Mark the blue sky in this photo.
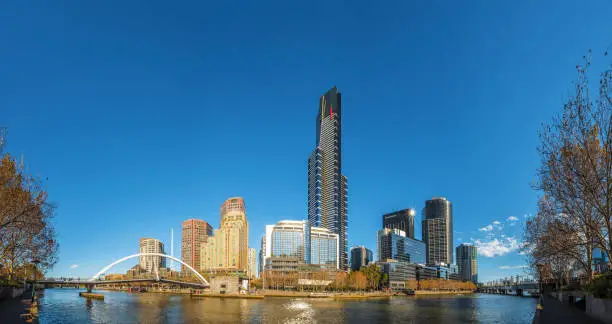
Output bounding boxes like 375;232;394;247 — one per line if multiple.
1;1;611;282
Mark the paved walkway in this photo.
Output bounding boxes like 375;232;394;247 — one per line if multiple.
533;295;605;324
0;290;35;324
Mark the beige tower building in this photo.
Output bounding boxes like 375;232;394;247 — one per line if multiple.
201;197;249;272
139;238;166;273
248;248;257;278
181;219;213;272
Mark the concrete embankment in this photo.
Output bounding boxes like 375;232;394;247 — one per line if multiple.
191;293;264;299
333;294;392;300
414;290;474;296
190;291;393;300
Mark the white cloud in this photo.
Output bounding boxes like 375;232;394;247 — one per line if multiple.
519;242;534;255
479;225;494;232
492;220;501;225
499;265;528;269
472;237;521;257
70;264;79;269
507;216;519;222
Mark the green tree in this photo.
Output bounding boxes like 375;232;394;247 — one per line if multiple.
361;264;382;290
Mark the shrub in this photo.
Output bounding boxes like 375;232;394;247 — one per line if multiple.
587;273;612;299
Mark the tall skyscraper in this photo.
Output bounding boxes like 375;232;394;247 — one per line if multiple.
181;219;213;272
376;228;426;264
258;235;266;277
350;246;373;271
422;197;453;265
200;197;250;272
307;86;348;270
456;244;478;283
138;238;166;273
383;208;416;239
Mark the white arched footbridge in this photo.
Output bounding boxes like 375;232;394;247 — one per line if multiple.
90;252;209;286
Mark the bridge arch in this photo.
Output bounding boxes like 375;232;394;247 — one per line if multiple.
90;253;208;286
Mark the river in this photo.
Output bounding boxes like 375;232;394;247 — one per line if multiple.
38;288;536;323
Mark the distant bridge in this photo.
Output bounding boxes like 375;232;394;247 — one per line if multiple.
42;252;209;293
478;282;539;296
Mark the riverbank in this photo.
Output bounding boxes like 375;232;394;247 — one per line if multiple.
96;288;473;299
414;290;475;296
191;293;264;299
97;287;191;295
0;289;41;324
262;291;393;299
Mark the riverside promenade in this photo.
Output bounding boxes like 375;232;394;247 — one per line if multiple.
0;289;37;324
533;295;605;324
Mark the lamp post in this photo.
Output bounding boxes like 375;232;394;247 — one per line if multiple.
537;263;544;313
31;259;40;303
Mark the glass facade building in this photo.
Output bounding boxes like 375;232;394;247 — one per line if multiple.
350;246;373;271
378;260;418;289
262;220;339;269
593;248;609;273
382;208;416;239
422;197;453;265
307;86;348;270
456;244;478;283
377;228;426;264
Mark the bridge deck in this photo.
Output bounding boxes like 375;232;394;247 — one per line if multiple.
39;278;208;288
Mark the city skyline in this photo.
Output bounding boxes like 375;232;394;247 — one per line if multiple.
3;1;610;283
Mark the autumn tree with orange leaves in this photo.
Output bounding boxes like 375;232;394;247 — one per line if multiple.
0;149;58;281
528;49;612;280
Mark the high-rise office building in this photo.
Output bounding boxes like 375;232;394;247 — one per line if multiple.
138;238;166;273
456;244;478;283
376;228;426;264
260;220;339;269
422;197;453;265
307;86;348;270
258;235;266;277
181;219;213;272
248;248;257;278
382;208;416;239
200;197;250;272
350;246;373;271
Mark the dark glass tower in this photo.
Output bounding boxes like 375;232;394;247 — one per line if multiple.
350;246;373;271
382;208;416;239
456;243;478;283
308;86;348;270
422;197;453;265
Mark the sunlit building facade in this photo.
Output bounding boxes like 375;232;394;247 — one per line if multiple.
181;219;213;272
248;247;257;278
376;228;426;264
422;197;453;265
200;197;250;272
138;238;166;273
383;208;416;239
456;244;478;283
261;220;339;269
